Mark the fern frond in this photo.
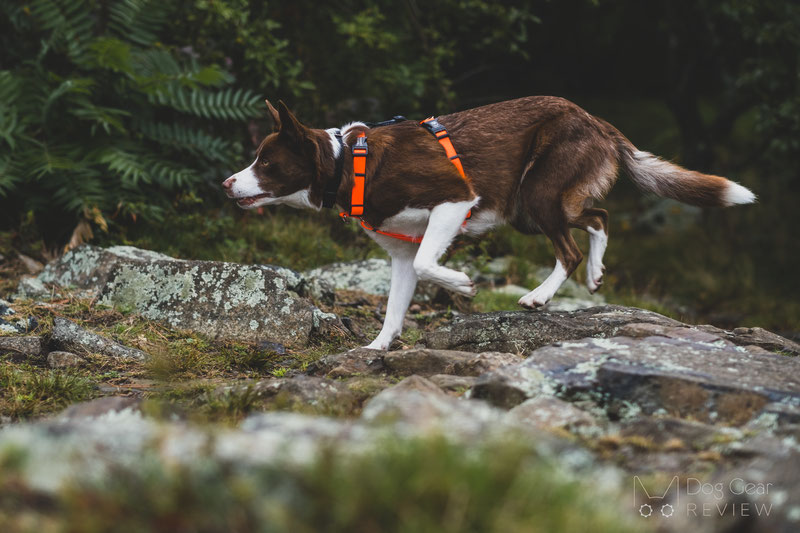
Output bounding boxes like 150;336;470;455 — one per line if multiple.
151;86;262;120
109;0;170;46
137;121;234;162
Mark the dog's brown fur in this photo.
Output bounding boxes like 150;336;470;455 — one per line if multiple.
250;96;739;283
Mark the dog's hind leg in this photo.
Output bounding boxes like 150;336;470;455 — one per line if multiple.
570;208;609;293
518;222;583;308
365;237;419;350
413;200;477;296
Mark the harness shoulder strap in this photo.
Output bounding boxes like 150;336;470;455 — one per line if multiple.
350;132;367;216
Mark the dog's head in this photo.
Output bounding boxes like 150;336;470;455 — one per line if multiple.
223;101;324;210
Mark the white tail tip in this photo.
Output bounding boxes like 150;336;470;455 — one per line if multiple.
724;181;756;206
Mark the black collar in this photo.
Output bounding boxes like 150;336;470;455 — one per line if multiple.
322;130;345;209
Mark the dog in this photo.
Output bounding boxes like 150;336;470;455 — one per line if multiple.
223;97;756;350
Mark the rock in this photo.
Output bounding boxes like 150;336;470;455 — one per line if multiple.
507;397;596;431
361;375;499;437
0;336;43;359
0;300;39;335
473;335;800;422
471;365;552;409
422;305;681;353
14;276;52;300
17;252;44;274
51;317;148;361
306;348;387;378
251;376;359;416
304;258;393;296
47;351;84;368
429;374;477;392
27;245;342;346
383;349;472;376
302;258;439;300
59;397;141;419
698;324;800;356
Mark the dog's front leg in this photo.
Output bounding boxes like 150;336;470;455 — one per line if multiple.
413;200;477;296
366;242;418;350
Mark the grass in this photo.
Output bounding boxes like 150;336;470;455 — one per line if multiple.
0;364;95;420
0;435;648;533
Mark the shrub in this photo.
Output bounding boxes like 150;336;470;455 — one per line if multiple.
0;0;261;244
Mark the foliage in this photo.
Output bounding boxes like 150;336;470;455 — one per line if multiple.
0;0;262;243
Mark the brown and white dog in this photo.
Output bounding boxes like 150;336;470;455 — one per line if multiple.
222;97;756;350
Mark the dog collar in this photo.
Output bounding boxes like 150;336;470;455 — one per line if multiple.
322;130;345;209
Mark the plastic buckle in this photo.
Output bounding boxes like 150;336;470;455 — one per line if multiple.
420;117;446;135
352;135;368;155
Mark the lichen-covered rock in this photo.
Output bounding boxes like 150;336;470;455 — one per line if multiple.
422;305;682;353
0;336;43;359
304;258;393;296
51;317;147;361
26;245;342;346
251;376;359;416
507;397;596;431
473;334;800;423
0;299;39;335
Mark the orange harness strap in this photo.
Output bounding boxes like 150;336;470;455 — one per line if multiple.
340;119;471;244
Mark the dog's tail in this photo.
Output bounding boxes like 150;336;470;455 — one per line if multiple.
617;139;755;207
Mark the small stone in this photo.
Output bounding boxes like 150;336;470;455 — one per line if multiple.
257;341;286;355
51;317;148;361
0;336;43;358
17;253;44;274
47;351;84;368
429;374;476;392
306;348;387;378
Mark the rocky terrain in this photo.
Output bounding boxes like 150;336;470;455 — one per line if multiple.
1;245;799;531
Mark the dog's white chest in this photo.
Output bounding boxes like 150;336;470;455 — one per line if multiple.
376;207;431;236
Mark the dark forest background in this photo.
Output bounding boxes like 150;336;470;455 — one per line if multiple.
1;0;798;334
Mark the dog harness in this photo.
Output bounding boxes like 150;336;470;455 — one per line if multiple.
333;117;472;244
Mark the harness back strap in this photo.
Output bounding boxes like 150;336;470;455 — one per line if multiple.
419;117;467;180
341;119;472;244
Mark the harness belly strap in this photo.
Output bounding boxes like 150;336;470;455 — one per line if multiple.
339;118;472;244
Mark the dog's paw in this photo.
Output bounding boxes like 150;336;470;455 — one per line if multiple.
518;291;549;309
364;340;389;350
440;270;476;297
586;262;605;294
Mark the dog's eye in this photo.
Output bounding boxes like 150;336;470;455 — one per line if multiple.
259;159;269;167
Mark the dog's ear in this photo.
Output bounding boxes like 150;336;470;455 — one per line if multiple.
277;100;322;184
277;100;311;145
265;99;281;132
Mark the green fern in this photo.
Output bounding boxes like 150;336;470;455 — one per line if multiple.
0;0;260;243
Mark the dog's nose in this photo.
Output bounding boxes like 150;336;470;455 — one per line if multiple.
222;177;236;191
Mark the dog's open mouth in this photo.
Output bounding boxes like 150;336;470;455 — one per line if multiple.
236;193;271;206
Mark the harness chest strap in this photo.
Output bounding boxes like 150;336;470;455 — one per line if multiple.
340;119;471;243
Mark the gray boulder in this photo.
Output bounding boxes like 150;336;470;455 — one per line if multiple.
25;245;342;347
472;334;800;424
423;305;682;353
